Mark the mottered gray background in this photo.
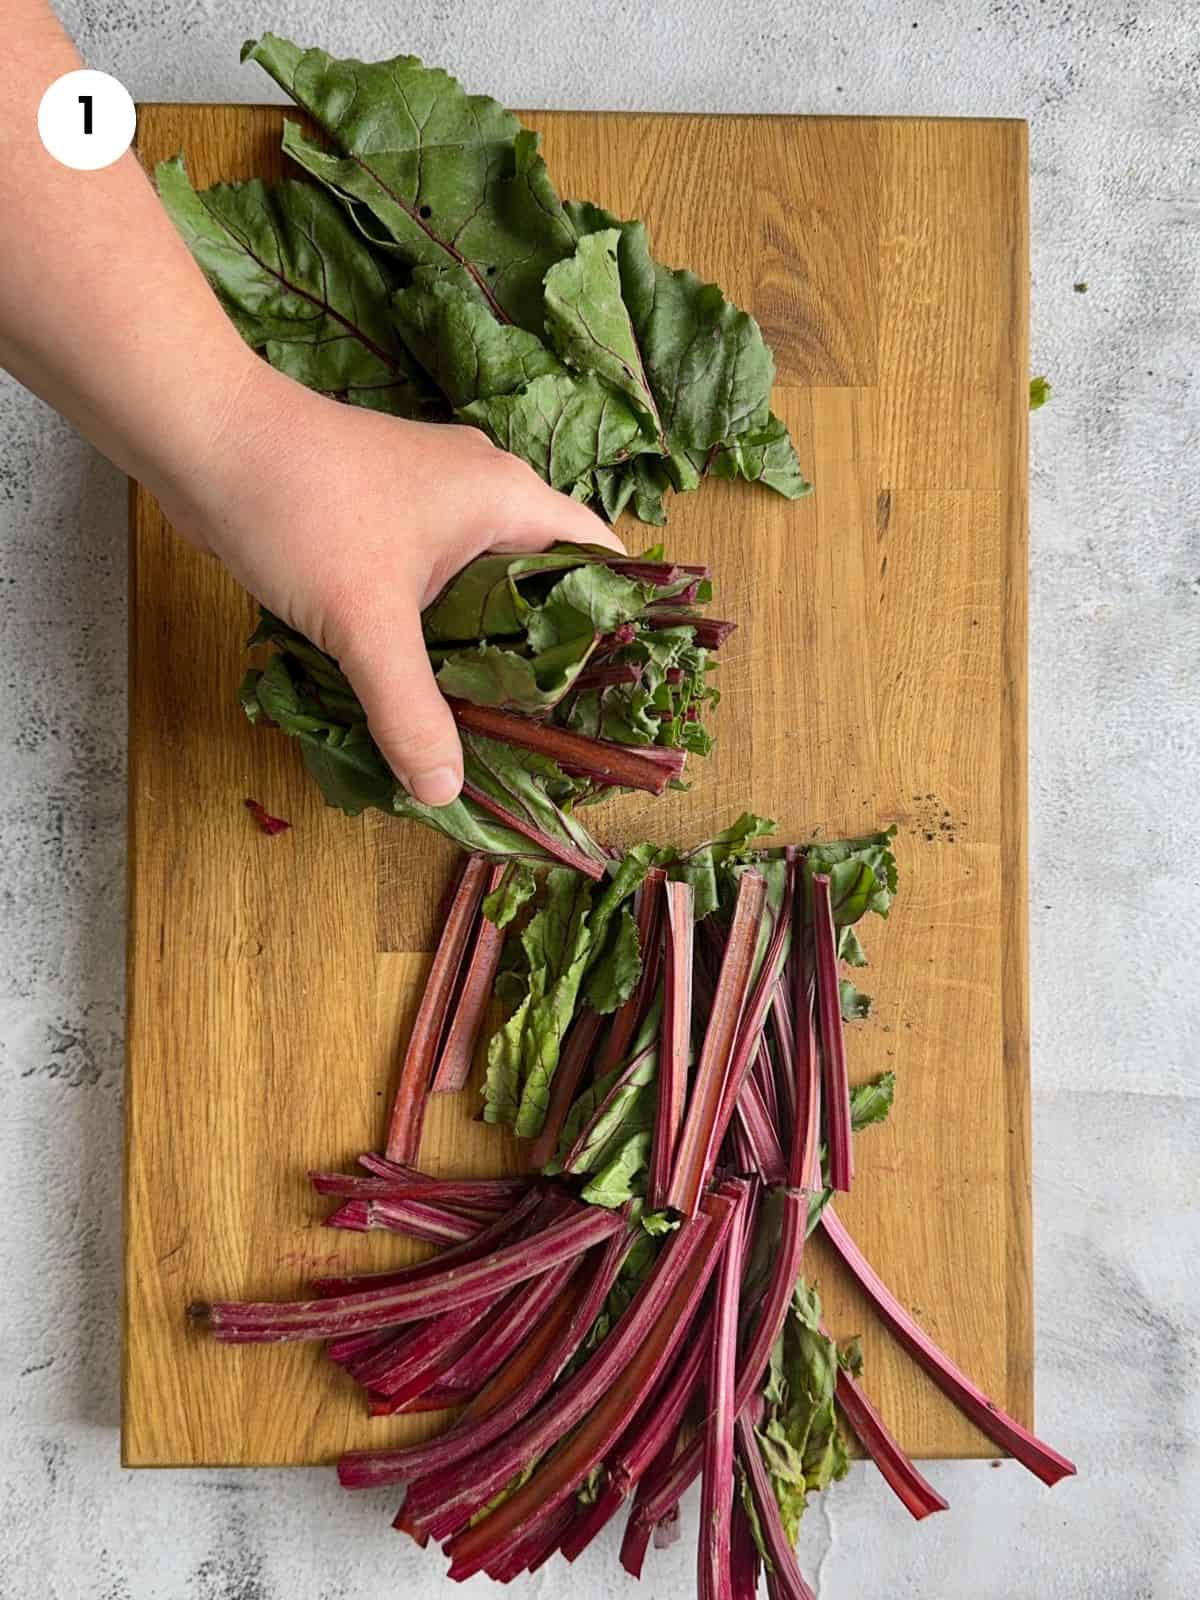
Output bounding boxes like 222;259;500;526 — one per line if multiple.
1;2;1197;1596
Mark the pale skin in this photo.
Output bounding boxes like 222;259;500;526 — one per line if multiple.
0;2;623;806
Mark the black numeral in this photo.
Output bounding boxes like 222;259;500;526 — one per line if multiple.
78;94;93;135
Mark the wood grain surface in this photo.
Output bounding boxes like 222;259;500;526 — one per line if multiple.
124;104;1030;1466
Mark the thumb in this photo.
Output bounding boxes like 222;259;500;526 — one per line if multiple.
336;610;463;808
489;460;627;556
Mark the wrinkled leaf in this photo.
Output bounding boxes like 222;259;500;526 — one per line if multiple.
156;156;439;417
849;1071;895;1133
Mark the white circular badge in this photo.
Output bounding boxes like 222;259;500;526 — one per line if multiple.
37;69;136;171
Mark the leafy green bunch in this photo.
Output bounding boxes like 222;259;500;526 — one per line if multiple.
157;33;809;525
239;543;729;864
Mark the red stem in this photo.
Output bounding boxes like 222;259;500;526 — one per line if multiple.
788;870;822;1189
431;862;507;1092
811;873;853;1192
460;779;606;878
324;1196;483;1245
832;1359;949;1520
442;1194;736;1577
528;1008;605;1169
820;1207;1077;1486
203;1205;624;1343
645;612;737;648
699;1181;749;1600
592;868;667;1080
710;853;795;1175
736;1409;818;1600
630;1185;808;1529
437;1257;577;1392
384;854;490;1163
342;1226;629;1492
449;698;679;795
312;1185;542;1296
732;1069;788;1182
730;1497;761;1600
648;879;694;1209
406;1209;719;1539
667;872;767;1217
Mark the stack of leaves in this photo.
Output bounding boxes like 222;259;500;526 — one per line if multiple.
193;820;1074;1596
239;543;733;866
157;33;810;527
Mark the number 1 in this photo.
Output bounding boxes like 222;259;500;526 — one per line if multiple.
78;94;93;135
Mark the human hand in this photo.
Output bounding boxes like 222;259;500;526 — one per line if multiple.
158;359;625;807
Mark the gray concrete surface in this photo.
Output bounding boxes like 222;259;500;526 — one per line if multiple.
2;2;1197;1596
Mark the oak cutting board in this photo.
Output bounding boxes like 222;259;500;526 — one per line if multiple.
124;104;1030;1467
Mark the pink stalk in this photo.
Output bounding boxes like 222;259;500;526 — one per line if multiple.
832;1360;949;1520
487;1498;575;1581
710;854;795;1174
820;1207;1076;1486
788;874;822;1189
648;879;694;1209
630;1186;808;1530
646;612;737;648
200;1205;625;1343
341;1225;631;1491
733;1070;788;1183
736;1410;818;1600
406;1209;720;1540
811;873;853;1192
459;780;605;878
667;872;767;1216
449;698;680;795
528;1009;605;1170
619;1483;656;1577
441;1194;737;1577
431;862;507;1092
354;1156;528;1208
560;1309;712;1562
572;661;644;692
312;1185;542;1296
730;1498;761;1600
437;1258;577;1391
326;1327;394;1367
592;868;667;1080
699;1181;749;1600
384;854;490;1163
324;1196;482;1246
753;1035;781;1128
353;1297;496;1408
368;1382;471;1416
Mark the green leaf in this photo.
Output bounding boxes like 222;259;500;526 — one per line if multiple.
461;371;652;491
242;34;577;332
709;411;811;499
837;925;868;967
543;229;664;445
581;1129;652;1207
585;904;642;1014
391;269;564;408
838;1336;864;1379
849;1071;895;1133
615;220;775;450
758;1278;852;1541
839;979;872;1021
676;813;778;920
804;828;898;925
156;155;439;417
482;862;538;929
1029;375;1052;410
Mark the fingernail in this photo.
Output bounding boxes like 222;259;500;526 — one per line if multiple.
407;766;462;807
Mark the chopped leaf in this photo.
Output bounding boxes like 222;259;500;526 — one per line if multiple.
1030;375;1052;410
840;979;872;1021
849;1071;896;1133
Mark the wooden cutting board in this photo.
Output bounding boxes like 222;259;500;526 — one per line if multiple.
123;104;1030;1467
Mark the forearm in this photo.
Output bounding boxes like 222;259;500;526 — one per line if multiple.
0;0;262;509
